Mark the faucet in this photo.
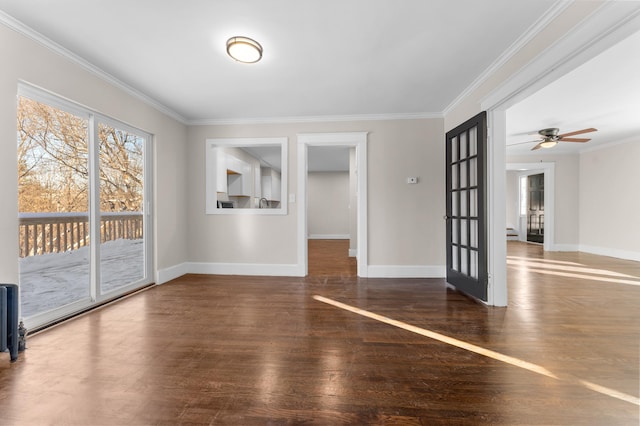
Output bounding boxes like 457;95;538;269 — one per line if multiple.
259;198;269;208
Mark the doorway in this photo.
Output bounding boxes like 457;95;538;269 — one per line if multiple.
526;173;544;244
306;146;355;275
484;4;640;306
297;132;368;277
505;163;555;252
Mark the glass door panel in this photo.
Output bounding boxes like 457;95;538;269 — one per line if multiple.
98;123;146;295
17;97;91;319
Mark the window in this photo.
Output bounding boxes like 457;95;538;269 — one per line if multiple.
519;175;527;216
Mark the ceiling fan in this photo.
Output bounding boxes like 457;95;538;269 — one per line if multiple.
513;127;598;150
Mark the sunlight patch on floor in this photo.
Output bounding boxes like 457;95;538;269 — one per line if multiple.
507;256;581;266
313;295;640;407
507;258;637;279
510;265;640;286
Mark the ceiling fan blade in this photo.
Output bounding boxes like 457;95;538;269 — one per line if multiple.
558;127;597;138
559;137;590;143
531;143;544;151
507;139;542;147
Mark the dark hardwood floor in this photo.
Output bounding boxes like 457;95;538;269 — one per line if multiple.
308;239;356;277
0;240;638;424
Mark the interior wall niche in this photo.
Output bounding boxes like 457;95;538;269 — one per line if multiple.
205;137;288;215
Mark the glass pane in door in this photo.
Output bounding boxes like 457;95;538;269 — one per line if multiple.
17;97;91;318
98;123;145;294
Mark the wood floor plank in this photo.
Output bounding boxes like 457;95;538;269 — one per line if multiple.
0;241;638;424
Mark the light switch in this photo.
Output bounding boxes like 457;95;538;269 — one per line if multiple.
289;194;296;203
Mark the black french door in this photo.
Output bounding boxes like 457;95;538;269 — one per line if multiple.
527;173;544;243
445;111;488;301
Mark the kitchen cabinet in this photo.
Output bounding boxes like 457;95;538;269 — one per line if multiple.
214;148;227;193
261;168;281;202
227;155;251;197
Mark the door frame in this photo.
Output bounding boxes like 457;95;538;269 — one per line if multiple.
297;132;368;277
507;163;555;252
481;3;640;306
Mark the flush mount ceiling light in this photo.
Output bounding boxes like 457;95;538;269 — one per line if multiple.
226;36;263;63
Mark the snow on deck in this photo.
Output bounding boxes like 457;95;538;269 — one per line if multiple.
19;238;144;317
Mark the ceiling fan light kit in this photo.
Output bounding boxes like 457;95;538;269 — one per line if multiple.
539;140;558;148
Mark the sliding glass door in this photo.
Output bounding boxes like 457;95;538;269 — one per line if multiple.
97;121;147;296
17;86;153;329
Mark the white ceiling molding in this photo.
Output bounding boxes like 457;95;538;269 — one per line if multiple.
443;0;573;116
189;111;443;126
481;1;640;112
0;10;188;124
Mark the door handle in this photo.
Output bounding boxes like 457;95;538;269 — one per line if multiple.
443;215;450;220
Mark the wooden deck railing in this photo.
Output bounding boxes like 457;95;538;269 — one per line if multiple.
19;212;143;258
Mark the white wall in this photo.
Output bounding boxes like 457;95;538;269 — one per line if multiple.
579;140;640;260
308;172;349;238
0;23;188;285
186;118;445;273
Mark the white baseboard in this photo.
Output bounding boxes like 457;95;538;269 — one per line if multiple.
308;234;349;240
348;249;357;257
159;262;449;281
551;244;579;252
579;245;640;262
156;262;189;284
187;262;303;277
367;265;446;278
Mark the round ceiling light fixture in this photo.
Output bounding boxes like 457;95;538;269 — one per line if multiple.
539;139;558;148
226;36;263;63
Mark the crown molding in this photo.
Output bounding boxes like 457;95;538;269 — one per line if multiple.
0;10;188;124
189;111;442;126
443;0;573;116
481;1;640;112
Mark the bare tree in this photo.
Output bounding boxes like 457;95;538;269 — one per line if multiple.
98;124;143;212
17;97;144;214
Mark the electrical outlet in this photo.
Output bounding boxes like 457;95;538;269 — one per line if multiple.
407;177;418;184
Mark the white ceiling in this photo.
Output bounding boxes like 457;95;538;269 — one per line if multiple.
506;29;640;156
3;1;637;161
0;0;556;123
